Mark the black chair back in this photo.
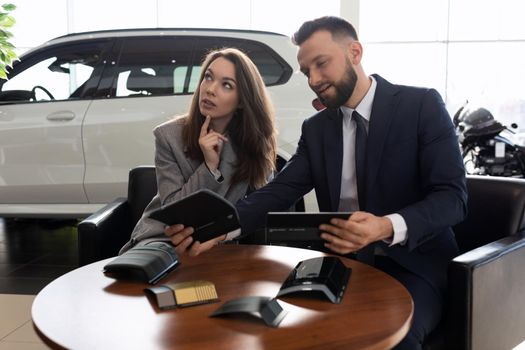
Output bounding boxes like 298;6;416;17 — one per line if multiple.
127;166;157;228
428;175;525;350
453;175;525;253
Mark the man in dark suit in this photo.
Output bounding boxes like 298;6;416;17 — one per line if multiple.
168;16;467;349
234;16;467;349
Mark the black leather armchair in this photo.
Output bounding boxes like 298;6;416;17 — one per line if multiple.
78;166;158;266
434;175;525;350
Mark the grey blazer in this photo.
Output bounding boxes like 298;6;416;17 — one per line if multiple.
120;117;248;253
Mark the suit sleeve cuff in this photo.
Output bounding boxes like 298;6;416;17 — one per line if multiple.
383;213;408;246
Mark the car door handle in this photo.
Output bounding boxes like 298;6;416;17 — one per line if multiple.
46;111;76;121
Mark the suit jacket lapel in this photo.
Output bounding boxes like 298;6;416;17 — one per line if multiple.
366;75;400;198
324;109;344;211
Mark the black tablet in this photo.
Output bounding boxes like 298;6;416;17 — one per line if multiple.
149;189;239;244
265;212;352;243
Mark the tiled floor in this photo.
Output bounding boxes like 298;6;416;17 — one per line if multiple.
0;294;48;349
0;218;78;295
0;217;79;349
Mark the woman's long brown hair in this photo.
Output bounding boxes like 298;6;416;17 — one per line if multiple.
182;48;277;189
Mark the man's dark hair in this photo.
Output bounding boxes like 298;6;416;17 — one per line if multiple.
292;16;359;45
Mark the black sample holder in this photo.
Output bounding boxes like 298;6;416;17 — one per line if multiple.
103;242;180;285
277;256;351;304
209;296;287;327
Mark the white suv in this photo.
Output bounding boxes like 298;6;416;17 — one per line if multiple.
0;29;316;217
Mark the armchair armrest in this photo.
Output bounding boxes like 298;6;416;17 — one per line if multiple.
78;198;132;266
446;234;525;350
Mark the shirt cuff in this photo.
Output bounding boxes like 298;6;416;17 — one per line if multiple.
224;228;241;241
383;213;408;246
207;166;224;182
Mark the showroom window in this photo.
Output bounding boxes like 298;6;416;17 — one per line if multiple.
359;0;525;131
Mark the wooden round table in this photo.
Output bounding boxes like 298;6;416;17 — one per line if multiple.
32;245;413;349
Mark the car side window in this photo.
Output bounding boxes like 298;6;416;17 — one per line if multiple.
115;37;192;97
113;35;292;97
187;66;202;93
188;37;292;93
0;41;108;103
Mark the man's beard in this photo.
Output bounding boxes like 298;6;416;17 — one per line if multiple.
318;61;358;109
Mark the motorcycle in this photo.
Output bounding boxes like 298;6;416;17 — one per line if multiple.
453;104;525;177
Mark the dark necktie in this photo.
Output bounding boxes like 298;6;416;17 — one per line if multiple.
352;110;374;265
353;110;367;210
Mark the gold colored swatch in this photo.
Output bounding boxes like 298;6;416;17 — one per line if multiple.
165;280;218;306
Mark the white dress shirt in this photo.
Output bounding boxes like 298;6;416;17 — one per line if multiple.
338;76;407;246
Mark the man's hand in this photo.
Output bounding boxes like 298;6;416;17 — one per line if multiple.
319;211;393;255
164;224;226;257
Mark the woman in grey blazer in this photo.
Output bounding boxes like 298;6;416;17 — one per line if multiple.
121;48;277;254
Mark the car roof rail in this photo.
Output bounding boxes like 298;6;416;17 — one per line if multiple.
54;28;289;41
